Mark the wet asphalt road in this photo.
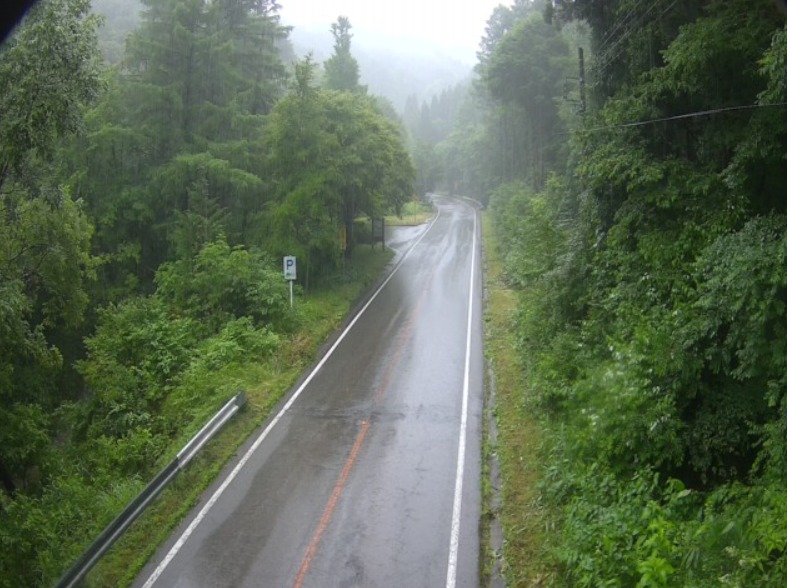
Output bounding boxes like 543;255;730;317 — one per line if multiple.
134;197;484;588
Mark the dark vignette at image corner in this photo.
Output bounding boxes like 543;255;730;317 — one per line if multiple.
2;0;37;43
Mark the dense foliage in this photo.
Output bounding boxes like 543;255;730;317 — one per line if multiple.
425;0;787;585
266;55;413;281
0;1;413;585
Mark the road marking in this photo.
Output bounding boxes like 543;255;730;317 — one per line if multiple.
141;210;441;587
295;244;439;584
445;206;478;588
292;419;371;588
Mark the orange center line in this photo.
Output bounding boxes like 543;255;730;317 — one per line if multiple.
291;419;371;588
292;263;439;587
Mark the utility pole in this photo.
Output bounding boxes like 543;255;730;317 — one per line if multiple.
578;47;586;114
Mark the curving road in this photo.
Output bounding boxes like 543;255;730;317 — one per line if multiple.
134;197;484;588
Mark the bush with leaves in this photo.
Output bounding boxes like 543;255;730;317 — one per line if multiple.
162;317;279;428
155;238;290;334
687;214;787;481
0;467;143;588
77;295;199;442
549;468;682;588
489;181;563;287
545;459;787;587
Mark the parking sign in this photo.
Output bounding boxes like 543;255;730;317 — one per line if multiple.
283;256;297;281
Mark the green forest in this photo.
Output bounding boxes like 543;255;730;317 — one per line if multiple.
409;0;787;585
0;0;413;584
3;0;787;586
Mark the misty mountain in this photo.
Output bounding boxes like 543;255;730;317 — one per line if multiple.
90;0;472;114
288;24;473;113
91;0;143;63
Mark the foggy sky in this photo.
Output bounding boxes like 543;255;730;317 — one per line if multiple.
278;0;511;65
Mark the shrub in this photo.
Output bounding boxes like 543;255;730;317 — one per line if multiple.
155;238;290;334
77;296;199;439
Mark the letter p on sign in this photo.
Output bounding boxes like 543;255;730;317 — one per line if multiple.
283;256;297;281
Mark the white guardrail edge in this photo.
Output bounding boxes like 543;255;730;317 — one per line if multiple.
54;391;247;588
177;393;245;465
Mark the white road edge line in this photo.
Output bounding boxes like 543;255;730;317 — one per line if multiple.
445;205;477;588
142;209;442;588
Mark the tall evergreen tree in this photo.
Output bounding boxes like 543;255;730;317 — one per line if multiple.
483;14;570;189
68;0;290;291
323;16;362;93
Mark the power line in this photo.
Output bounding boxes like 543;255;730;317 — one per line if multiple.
591;0;679;84
595;0;650;54
579;102;787;133
592;0;661;73
594;0;672;76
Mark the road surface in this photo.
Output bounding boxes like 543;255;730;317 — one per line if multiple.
134;197;484;588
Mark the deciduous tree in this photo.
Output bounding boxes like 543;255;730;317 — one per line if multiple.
0;0;101;493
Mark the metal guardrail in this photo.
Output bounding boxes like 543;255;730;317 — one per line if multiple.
55;391;247;588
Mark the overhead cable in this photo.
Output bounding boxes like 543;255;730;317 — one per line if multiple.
579;102;787;133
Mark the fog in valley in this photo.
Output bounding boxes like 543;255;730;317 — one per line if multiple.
92;0;496;111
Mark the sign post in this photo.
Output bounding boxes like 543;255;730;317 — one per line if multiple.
283;256;296;308
372;217;385;248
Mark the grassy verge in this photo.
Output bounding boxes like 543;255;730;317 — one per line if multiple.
86;244;394;587
385;200;433;226
481;212;554;586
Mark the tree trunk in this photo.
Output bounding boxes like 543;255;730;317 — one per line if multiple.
0;458;17;495
343;198;355;259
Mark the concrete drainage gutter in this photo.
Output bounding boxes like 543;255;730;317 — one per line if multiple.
486;359;508;588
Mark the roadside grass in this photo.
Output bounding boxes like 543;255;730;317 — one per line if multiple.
481;213;555;587
86;244;394;587
385;200;433;226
